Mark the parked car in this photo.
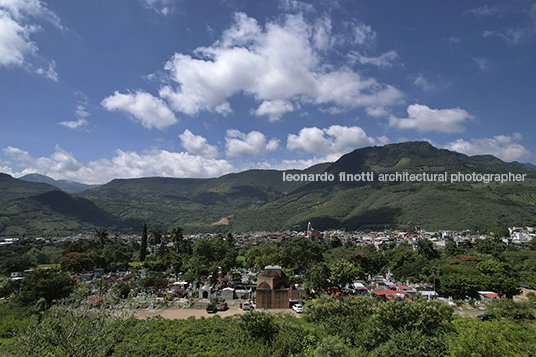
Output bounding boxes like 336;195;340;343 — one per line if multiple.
206;304;217;313
242;301;251;311
477;313;492;321
217;301;228;311
292;304;304;313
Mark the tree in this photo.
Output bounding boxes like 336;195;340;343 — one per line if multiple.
244;242;280;269
475;237;506;257
2;304;146;357
150;228;163;259
444;237;462;256
449;318;536;357
17;269;76;306
0;254;36;275
485;299;536;321
188;234;237;284
102;242;130;271
437;273;480;299
305;262;330;292
406;221;416;233
330;235;342;249
171;226;184;254
493;226;510;239
279;236;325;273
94;228;108;247
237;311;279;343
59;252;94;273
140;223;148;262
416;238;439;260
329;260;361;289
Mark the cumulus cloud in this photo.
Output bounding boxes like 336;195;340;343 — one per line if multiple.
366;106;390;118
0;0;61;79
444;134;531;162
225;130;279;157
287;125;377;156
3;146;32;163
0;12;37;66
388;104;473;133
157;12;403;120
255;154;341;171
253;100;295;122
3;145;235;185
101;91;178;130
179;129;218;159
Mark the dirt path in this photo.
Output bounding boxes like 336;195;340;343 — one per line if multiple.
134;306;299;320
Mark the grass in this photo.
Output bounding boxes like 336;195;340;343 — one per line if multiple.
129;262;143;267
37;264;59;269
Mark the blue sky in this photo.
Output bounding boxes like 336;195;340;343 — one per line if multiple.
1;0;535;184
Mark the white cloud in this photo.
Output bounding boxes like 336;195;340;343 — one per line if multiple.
412;74;436;91
35;59;57;81
348;50;399;67
140;0;180;15
464;5;501;17
388;104;473;133
179;129;218;159
352;22;376;45
58;118;88;130
0;0;62;28
287;125;376;156
3;146;32;163
473;4;536;45
158;12;403;120
3;145;235;185
0;0;61;79
366;106;390;118
253;100;295;122
445;134;531;162
278;0;315;13
376;135;391;145
225;130;279;157
58;92;91;130
471;57;490;71
101;91;178;130
0;12;37;66
255;154;341;171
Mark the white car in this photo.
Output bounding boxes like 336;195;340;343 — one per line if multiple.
292;304;304;313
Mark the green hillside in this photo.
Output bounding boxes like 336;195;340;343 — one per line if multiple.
0;173;59;205
0;190;120;237
1;142;535;236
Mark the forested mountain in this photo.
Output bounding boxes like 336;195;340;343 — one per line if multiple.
1;142;535;236
19;173;100;193
0;173;59;205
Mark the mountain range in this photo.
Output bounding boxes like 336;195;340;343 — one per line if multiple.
1;141;535;237
19;173;99;193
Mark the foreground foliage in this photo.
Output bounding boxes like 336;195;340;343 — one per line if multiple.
3;295;534;357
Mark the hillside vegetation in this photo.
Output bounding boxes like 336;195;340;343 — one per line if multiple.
1;142;535;236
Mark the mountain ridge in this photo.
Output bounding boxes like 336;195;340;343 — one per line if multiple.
20;173;100;193
1;141;536;236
